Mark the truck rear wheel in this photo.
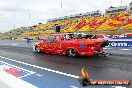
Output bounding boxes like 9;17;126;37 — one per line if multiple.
67;49;78;57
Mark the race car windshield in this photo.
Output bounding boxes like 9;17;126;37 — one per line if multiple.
75;34;97;39
62;33;97;40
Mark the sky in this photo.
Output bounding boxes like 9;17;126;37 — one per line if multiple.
0;0;131;33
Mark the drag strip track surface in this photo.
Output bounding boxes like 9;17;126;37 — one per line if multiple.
0;45;132;88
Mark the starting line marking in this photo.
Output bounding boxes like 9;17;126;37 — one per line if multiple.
0;56;127;88
0;56;80;79
0;61;35;78
0;69;38;88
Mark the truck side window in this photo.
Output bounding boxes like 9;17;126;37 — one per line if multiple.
55;36;60;42
91;35;97;39
61;35;66;41
61;34;74;40
45;36;54;42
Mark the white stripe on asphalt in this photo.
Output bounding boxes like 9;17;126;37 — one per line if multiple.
112;86;126;88
104;48;132;51
0;56;79;79
70;86;78;88
121;49;131;51
12;44;18;46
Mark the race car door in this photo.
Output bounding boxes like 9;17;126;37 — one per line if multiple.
50;35;63;54
41;35;55;53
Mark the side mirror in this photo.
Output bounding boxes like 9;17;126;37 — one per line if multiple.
38;37;46;40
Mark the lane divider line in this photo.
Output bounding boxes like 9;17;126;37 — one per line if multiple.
0;56;80;79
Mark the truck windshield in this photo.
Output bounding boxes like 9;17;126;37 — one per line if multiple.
61;33;97;40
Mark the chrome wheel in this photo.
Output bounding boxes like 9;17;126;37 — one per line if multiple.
35;47;40;53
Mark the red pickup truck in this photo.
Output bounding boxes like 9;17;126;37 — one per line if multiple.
33;33;109;57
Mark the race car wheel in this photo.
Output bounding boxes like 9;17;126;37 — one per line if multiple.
35;47;40;53
67;49;78;57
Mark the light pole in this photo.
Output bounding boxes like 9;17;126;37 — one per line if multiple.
12;14;15;29
61;0;62;9
121;0;122;6
27;9;31;26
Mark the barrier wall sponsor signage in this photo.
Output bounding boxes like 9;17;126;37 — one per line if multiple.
108;40;132;47
105;34;132;39
0;61;35;78
97;33;132;47
97;33;132;39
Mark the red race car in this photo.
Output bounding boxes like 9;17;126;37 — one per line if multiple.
33;33;109;57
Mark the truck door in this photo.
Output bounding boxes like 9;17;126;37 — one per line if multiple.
51;35;63;54
41;35;54;53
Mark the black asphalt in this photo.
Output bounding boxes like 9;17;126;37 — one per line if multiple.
0;45;132;88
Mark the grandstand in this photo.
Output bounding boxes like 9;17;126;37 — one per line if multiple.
1;27;28;40
2;2;132;40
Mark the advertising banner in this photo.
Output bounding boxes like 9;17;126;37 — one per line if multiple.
108;39;132;47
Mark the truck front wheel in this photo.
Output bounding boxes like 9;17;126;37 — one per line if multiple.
35;47;41;53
